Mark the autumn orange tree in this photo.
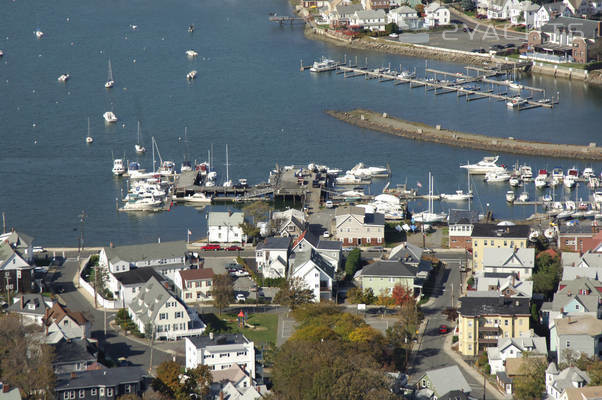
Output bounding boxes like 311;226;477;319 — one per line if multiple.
392;284;413;306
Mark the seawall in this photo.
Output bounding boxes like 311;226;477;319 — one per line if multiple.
327;109;602;160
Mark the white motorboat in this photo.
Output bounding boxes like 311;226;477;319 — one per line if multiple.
0;50;3;57
181;192;212;204
441;190;472;201
326;168;342;176
181;161;192;173
583;167;595;179
57;73;70;82
509;177;521;187
589;177;600;189
336;174;362;185
518;192;529;202
185;50;198;57
103;111;118;123
506;96;527;109
158;161;176;176
135;121;146;153
519;165;533;180
557;210;574;219
594;192;602;204
398;70;416;79
485;170;511;183
347;162;389;178
506;191;515;202
460;156;504;174
112;159;126;176
564;175;577;189
309;57;337;73
534;175;548;189
341;190;365;199
506;80;523;90
105;59;114;88
123;194;162;211
186;70;197;80
551;168;564;186
85;117;93;144
35;30;44;39
542;194;552;202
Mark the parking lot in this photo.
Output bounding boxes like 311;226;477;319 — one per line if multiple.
202;256;257;301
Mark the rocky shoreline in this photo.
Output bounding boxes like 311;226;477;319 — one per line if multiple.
327;109;602;161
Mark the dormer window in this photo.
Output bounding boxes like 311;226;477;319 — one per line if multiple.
28;303;36;310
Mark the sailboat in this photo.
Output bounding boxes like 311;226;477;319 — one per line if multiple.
223;144;232;187
181;128;192;172
105;59;114;88
135;121;146;153
441;170;472;201
413;172;447;223
85;117;94;144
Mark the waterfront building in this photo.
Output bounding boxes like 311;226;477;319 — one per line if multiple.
534;2;572;29
447;209;479;251
424;1;451;27
207;211;246;244
388;6;423;30
333;206;384;246
470;224;530;272
185;333;256;378
350;9;387;31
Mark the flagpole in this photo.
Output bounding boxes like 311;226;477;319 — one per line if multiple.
187;228;190;244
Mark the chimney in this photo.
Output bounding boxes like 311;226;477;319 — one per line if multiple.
209;332;214;340
70;372;77;380
20;295;24;309
2;384;10;393
219;391;224;400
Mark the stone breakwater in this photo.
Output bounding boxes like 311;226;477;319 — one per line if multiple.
327;109;602;160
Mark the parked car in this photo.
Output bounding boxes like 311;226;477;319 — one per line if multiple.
226;245;243;251
325;200;334;208
233;270;250;277
33;246;47;253
439;325;450;334
226;262;242;272
236;293;246;303
504;43;515;48
201;244;221;251
463;27;473;32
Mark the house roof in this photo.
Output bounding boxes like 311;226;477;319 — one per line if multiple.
364;212;385;226
471;223;530;239
256;237;291;251
577;252;602;269
210;364;249;386
562;267;602;281
335;206;365;217
389;243;423;264
44;302;88;326
335;3;364;16
361;260;417;278
421;366;471;396
104;241;187;264
129;276;180;326
425;1;446;12
551;366;590;392
55;367;146;391
505;356;545;376
179;268;215;282
448;209;479;225
564;386;602;400
187;333;251;349
483;248;535;270
0;230;34;251
113;268;166;286
496;371;513;384
7;294;50;315
293;229;342;252
555;315;602;336
476;274;533;298
208;212;244;227
558;277;602;295
391;5;417;14
438;390;469;400
293;248;336;279
542;2;569;13
519;1;540;11
52;338;96;365
496;335;548;355
355;9;386;19
459;297;530;317
558;222;598;235
0;387;21;400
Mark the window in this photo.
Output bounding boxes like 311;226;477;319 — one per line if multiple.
220;353;229;358
64;393;70;400
576;304;580;310
107;388;113;397
566;340;570;348
91;389;97;396
187;282;192;289
79;390;85;398
504;320;509;326
468;320;473;327
159;313;167;320
173;323;178;331
125;385;131;394
175;311;183;319
186;293;192;299
237;351;247;356
100;388;105;397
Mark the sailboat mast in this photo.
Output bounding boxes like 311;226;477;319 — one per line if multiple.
87;117;90;137
468;169;471;212
225;144;230;182
152;137;156;172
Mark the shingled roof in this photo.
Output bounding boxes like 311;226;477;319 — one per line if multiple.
459;297;530;316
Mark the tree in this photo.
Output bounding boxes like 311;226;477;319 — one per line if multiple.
239;221;260;243
153;361;212;400
512;356;547;400
392;284;412;306
415;3;424;14
274;277;314;310
153;361;181;397
185;365;213;399
242;201;271;224
346;287;375;304
532;253;562;299
212;274;234;316
384;22;398;35
348;325;382;343
375;294;395;307
461;0;475;11
345;248;362;278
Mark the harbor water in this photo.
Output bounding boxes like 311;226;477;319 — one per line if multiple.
1;0;602;246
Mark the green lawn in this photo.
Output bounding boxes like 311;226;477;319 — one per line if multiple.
221;312;278;346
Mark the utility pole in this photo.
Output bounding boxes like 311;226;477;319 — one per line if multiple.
483;372;486;400
2;212;5;234
104;306;107;336
5;274;11;304
78;210;87;261
148;324;156;374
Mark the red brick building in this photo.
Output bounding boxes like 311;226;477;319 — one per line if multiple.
448;209;480;250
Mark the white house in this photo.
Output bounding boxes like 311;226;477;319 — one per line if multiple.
112;268;168;308
42;302;91;343
487;0;518;19
255;237;291;279
510;0;540;26
290;249;335;302
487;335;547;375
174;268;215;304
291;229;342;271
482;247;535;279
474;272;533;298
208;212;246;244
185;333;256;378
351;9;387;31
546;363;590;400
6;294;53;326
128;276;205;340
424;1;451;27
534;2;572;29
388;6;422;30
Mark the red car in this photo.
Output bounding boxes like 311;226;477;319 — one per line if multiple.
439;325;450;334
201;244;221;251
226;245;243;251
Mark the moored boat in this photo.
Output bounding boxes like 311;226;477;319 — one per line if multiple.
310;57;337;72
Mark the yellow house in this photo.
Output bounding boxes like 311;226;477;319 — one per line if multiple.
458;297;531;357
471;224;530;272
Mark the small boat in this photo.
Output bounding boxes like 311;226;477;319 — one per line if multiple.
485;170;511;183
0;50;4;57
506;191;515;202
460;156;503;175
181;192;211;204
506;96;527;109
158;161;176;176
441;190;472;201
534;175;548;189
506;80;523;90
398;70;416;79
583;167;595;179
105;59;114;88
238;178;248;187
188;25;195;32
589;177;600;189
557;210;574;219
85;117;93;144
123;194;162;211
388;33;399;38
103;111;118;123
135;121;146;153
57;73;70;82
593;192;602;203
186;70;197;80
310;57;337;73
509;177;521;187
519;165;533;180
551;168;564;186
35;30;44;39
336;174;362;185
181;161;192;172
112;159;126;176
542;194;552;202
130;24;138;30
518;192;529;202
564;175;577;189
185;50;198;57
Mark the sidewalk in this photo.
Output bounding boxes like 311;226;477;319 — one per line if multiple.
442;334;506;400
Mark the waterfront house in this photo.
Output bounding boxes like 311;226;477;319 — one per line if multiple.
291;229;341;270
482;247;535;279
424;2;451;27
350;9;387;31
290;248;335;302
271;209;306;238
487;334;547;375
416;366;472;399
546;363;590;400
448;209;479;251
54;366;147;400
333;206;384;246
112;267;168;308
6;294;52;326
534;2;573;29
127;276;206;340
552;315;602;363
185;333;256;378
43;302;90;342
510;0;540;26
208;211;246;244
329;3;365;28
470;223;530;272
174;268;215;303
255;237;291;279
51;338;97;374
0;230;35;263
0;240;34;294
388;5;422;30
457;296;530;357
357;259;417;296
486;0;518;19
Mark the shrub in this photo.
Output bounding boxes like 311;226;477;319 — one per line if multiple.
585;61;602;71
452;335;459;343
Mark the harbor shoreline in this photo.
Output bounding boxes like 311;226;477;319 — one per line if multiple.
327;109;602;161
